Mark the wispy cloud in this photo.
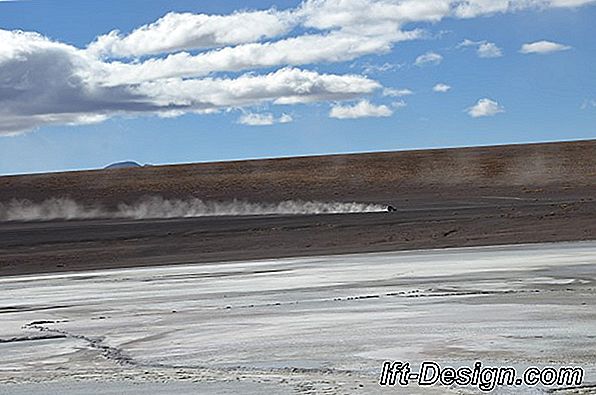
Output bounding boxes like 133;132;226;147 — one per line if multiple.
362;62;398;74
580;99;596;110
415;51;443;66
383;87;413;97
391;100;407;109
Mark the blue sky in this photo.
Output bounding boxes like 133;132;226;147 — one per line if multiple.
0;0;594;175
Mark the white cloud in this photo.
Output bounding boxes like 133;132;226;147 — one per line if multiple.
477;42;503;58
392;100;407;109
458;38;480;47
362;62;398;74
433;83;451;92
136;67;381;107
0;30;379;135
459;39;503;58
238;113;276;126
238;112;293;126
85;1;596;61
100;29;423;86
278;113;293;123
580;99;596;109
415;51;443;66
88;10;295;57
549;0;596;7
467;98;505;117
519;40;571;54
453;0;596;18
1;0;595;135
383;87;413;97
329;100;393;119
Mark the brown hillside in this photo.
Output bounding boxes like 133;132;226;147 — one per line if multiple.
0;140;594;207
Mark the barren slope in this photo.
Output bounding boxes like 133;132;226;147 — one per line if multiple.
1;140;594;207
0;140;594;276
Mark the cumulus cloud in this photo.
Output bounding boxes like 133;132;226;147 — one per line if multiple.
329;100;393;119
238;113;276;126
238;112;293;126
136;67;381;107
91;0;596;60
477;42;503;58
415;51;443;66
467;98;505;117
459;39;503;58
519;40;571;54
433;83;451;92
0;29;379;135
1;0;594;135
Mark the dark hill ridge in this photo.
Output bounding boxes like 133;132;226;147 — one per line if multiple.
0;140;594;208
104;161;142;170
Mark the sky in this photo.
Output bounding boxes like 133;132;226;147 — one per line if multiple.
0;0;594;175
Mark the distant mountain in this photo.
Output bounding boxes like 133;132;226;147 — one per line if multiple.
104;161;142;170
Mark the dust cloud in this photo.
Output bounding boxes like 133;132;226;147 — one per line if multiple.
0;197;386;222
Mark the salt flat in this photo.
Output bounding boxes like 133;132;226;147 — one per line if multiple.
1;241;595;394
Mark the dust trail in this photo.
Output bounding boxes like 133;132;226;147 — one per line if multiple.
117;197;386;219
0;198;106;221
0;197;387;222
